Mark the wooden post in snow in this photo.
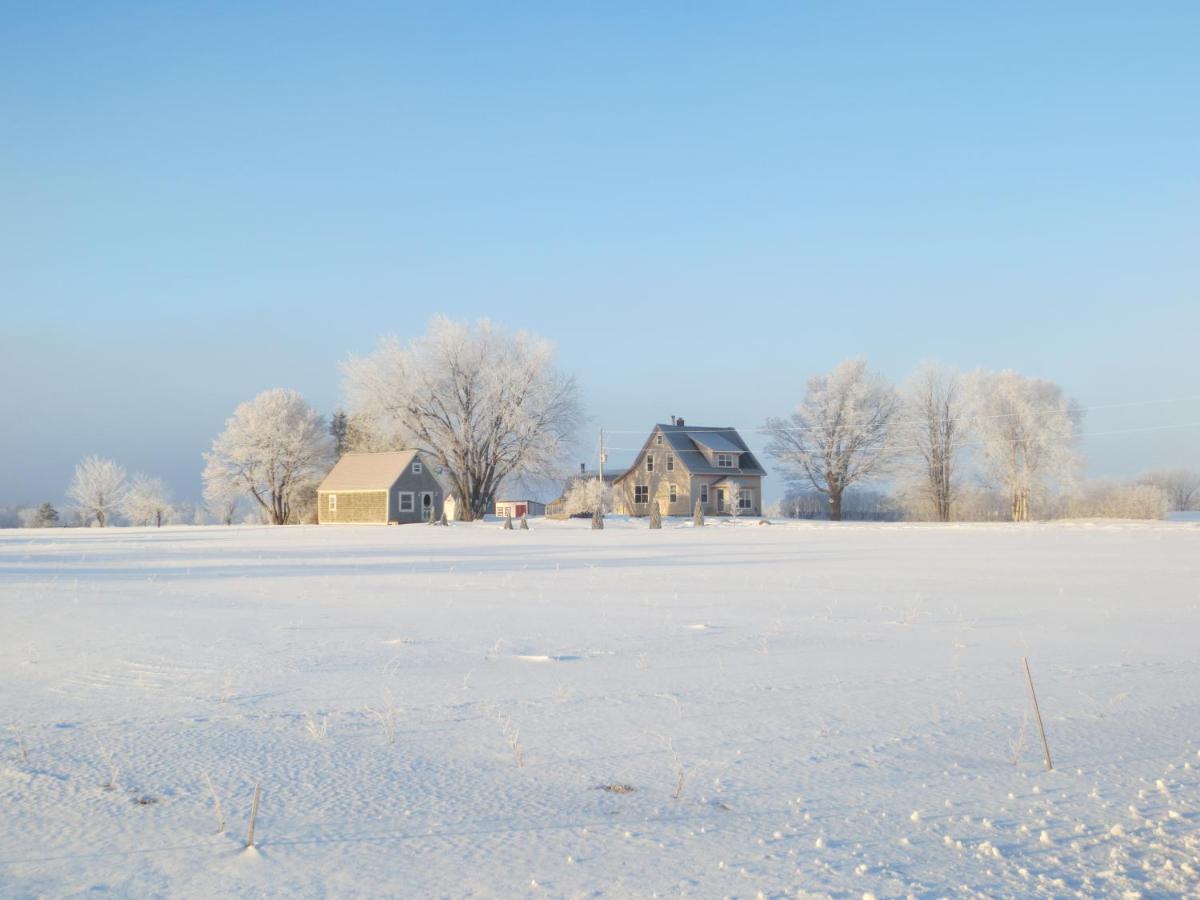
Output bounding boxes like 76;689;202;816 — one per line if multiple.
1022;657;1053;771
245;782;262;848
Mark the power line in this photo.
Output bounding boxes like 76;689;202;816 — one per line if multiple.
595;420;1200;458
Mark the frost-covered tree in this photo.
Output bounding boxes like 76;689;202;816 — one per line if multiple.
343;318;582;521
561;477;613;517
725;482;745;518
1137;469;1200;512
202;389;333;526
67;456;127;527
967;370;1083;522
121;474;174;527
649;499;662;529
900;363;967;522
203;479;242;526
764;359;899;521
1068;480;1167;520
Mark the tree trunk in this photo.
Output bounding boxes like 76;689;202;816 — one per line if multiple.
829;490;843;522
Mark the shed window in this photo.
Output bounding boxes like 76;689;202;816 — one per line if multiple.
716;453;735;468
412;461;423;474
399;492;414;512
634;485;649;504
328;494;337;512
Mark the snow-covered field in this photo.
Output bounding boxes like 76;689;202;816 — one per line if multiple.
2;519;1198;898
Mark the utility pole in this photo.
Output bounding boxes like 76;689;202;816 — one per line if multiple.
592;428;606;530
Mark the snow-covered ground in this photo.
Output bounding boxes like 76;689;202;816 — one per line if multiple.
2;518;1198;897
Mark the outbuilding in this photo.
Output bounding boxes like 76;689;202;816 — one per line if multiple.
495;499;546;519
317;451;444;524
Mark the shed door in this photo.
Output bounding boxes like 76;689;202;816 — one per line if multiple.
516;503;527;518
421;492;434;522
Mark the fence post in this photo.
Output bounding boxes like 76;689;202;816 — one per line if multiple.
245;782;262;848
1022;658;1053;771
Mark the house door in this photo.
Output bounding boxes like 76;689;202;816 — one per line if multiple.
716;488;726;513
421;492;434;522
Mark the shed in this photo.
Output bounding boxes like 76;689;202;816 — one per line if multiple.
317;451;444;524
495;499;546;519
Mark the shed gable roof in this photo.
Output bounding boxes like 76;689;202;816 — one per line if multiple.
318;450;420;492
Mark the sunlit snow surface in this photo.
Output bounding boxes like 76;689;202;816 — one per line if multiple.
2;518;1198;896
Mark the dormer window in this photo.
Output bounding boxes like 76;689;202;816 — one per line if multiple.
716;453;735;468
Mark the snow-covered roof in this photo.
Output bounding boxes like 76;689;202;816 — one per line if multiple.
615;424;767;480
317;450;420;491
688;431;743;454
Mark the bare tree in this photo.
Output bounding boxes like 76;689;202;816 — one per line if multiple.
202;389;333;526
121;474;174;527
764;359;899;521
67;456;127;527
342;318;582;521
967;370;1083;522
1137;469;1200;512
901;363;967;522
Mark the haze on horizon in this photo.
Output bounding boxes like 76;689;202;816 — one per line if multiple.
2;3;1198;507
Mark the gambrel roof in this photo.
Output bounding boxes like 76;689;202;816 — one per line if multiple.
616;424;767;480
317;450;421;491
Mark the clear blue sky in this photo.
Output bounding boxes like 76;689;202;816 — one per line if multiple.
2;2;1198;506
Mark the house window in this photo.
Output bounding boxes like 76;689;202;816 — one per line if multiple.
328;494;337;512
669;484;678;503
700;484;709;503
656;434;663;445
399;492;414;512
738;490;754;510
634;485;649;504
412;461;422;474
716;453;735;468
646;455;654;472
666;455;674;471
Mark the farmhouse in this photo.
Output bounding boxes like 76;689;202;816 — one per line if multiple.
612;419;766;516
317;451;444;524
